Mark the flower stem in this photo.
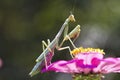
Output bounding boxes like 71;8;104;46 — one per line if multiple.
73;74;103;80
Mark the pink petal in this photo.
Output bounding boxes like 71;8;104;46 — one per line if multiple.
93;58;120;73
42;60;83;73
103;58;120;73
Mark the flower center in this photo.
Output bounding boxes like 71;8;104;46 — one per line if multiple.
71;47;105;55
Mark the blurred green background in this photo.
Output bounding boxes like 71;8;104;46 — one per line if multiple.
0;0;120;80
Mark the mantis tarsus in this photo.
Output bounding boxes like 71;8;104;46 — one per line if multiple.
29;14;80;77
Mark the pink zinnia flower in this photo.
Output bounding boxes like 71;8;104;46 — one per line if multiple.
42;47;120;75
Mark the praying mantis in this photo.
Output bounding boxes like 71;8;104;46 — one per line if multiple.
29;14;81;77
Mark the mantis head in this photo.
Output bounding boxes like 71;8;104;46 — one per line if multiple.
68;14;75;22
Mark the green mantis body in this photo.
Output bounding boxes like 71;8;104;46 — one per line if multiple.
29;14;80;77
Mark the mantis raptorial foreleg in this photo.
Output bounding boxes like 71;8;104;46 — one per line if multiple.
56;25;80;58
59;25;81;48
64;25;80;42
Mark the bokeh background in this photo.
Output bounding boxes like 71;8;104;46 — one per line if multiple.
0;0;120;80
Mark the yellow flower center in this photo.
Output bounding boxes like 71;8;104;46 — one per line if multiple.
71;47;105;55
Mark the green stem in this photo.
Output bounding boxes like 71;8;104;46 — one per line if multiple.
73;74;103;80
